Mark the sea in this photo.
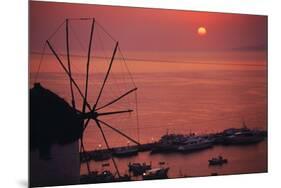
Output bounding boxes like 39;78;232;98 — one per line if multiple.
29;50;267;179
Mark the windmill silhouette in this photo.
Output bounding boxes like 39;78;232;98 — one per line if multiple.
30;18;140;179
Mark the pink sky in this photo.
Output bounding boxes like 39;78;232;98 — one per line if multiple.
29;1;267;54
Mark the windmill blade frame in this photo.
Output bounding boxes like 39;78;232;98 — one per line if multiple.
37;17;140;178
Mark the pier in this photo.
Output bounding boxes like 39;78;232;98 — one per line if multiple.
80;127;267;163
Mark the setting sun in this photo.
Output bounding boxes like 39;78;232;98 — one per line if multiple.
197;26;207;36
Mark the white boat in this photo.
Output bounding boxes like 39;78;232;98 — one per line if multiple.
177;137;213;152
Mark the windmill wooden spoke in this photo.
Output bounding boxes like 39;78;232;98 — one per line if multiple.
98;109;133;116
95;120;120;177
46;40;92;111
81;109;132;122
82;118;91;132
98;119;140;145
41;18;140;178
93;42;119;109
82;18;95;114
96;87;138;111
66;19;76;109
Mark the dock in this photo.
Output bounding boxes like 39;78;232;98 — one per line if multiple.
80;127;267;162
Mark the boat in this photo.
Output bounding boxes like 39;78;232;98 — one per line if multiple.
223;130;265;145
221;120;266;145
142;167;169;180
80;170;115;184
128;162;152;176
151;133;213;154
208;156;228;166
113;146;138;157
80;170;131;183
177;137;213;152
151;134;187;153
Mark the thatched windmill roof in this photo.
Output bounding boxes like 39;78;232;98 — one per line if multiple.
30;83;83;159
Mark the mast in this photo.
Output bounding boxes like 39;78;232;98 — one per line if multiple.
82;18;95;114
66;19;76;109
94;41;119;109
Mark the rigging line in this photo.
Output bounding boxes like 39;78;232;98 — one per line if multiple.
30;51;266;67
111;48;131;108
117;48;136;109
69;21;122;110
46;40;92;111
69;21;87;53
94;42;119;108
65;23;88;82
95;21;117;42
66;19;76;109
98;119;140;146
68;17;92;21
83;18;95;114
96;25;121;103
135;92;140;143
47;20;66;41
119;53;133;108
34;42;47;83
118;47;137;87
95;87;137;111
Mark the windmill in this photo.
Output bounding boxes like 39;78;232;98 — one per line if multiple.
30;17;140;181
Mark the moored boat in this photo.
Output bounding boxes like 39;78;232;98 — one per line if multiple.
177;137;213;152
80;170;115;184
208;156;228;166
223;131;265;145
128;162;152;176
142;167;169;180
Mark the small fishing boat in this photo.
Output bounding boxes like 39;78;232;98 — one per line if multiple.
80;170;131;183
128;162;152;176
80;170;114;184
208;156;228;166
142;167;169;180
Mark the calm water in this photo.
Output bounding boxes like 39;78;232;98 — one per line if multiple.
30;52;267;178
81;141;267;178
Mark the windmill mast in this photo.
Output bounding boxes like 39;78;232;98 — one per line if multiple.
66;19;76;109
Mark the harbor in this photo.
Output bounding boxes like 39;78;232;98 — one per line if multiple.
29;5;268;186
80;126;267;162
80;127;267;182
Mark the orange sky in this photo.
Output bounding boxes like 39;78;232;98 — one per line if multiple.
29;1;267;55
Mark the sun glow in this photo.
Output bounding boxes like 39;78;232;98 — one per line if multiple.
197;27;207;36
